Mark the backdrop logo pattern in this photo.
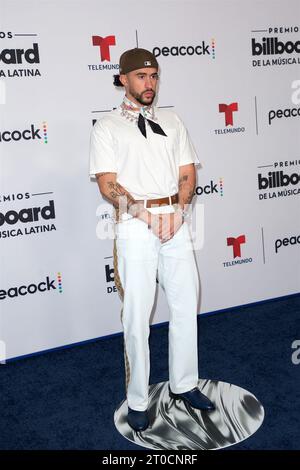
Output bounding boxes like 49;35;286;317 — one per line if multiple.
0;122;47;143
0;273;63;301
0;31;41;78
88;34;119;72
251;25;300;67
1;1;298;361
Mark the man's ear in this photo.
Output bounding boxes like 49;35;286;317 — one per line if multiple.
119;74;127;87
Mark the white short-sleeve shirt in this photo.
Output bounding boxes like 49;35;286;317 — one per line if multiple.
89;106;201;200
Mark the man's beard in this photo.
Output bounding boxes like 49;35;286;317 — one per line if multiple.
129;88;156;106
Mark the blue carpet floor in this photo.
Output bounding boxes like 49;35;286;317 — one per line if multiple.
0;293;300;450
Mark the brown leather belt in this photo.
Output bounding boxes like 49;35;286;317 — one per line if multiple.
136;192;179;208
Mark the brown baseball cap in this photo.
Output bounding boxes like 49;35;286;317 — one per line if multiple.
119;47;159;74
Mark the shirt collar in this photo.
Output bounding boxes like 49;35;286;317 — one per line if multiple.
122;95;154;119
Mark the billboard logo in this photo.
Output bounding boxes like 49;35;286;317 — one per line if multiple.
258;171;300;190
0;43;40;64
252;37;300;56
251;27;300;68
0;34;41;78
0;200;55;227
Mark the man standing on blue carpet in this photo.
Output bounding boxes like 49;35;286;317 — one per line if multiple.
89;47;215;432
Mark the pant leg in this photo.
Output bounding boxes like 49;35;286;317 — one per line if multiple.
158;221;200;394
115;217;159;411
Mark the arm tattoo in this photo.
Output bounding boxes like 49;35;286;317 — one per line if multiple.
107;181;127;200
178;173;195;207
106;181;142;217
95;174;143;219
178;174;189;190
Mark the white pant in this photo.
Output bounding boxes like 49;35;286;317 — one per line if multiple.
114;204;200;411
